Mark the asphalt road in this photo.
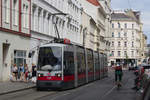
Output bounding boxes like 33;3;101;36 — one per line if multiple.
0;70;141;100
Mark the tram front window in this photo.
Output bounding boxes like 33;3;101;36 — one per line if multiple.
38;47;62;71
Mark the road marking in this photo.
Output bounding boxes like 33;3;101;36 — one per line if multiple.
101;86;116;100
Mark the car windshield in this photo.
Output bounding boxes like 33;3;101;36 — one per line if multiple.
37;47;62;71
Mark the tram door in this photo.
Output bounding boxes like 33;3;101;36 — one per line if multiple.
104;54;108;77
94;52;100;80
99;53;102;79
63;45;75;88
102;54;105;78
87;49;94;82
76;46;86;86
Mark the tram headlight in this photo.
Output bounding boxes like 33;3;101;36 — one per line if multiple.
56;73;61;77
38;73;43;77
38;74;41;77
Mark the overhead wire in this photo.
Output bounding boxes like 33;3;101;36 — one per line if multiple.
128;0;132;9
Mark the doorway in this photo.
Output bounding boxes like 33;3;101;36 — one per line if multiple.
3;43;10;67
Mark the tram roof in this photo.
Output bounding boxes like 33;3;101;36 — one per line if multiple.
40;43;68;48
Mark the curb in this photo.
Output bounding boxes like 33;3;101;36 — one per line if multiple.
0;86;36;96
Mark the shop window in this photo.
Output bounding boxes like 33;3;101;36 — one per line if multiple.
14;50;26;67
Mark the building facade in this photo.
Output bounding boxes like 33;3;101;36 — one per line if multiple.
79;0;111;54
141;34;147;62
30;0;82;65
0;0;31;81
98;0;111;60
110;10;144;66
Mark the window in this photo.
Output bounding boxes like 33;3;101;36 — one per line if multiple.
132;41;134;47
118;32;120;37
124;41;127;47
112;41;114;47
124;32;127;37
132;32;134;37
112;51;114;56
22;4;29;28
131;51;134;56
112;23;114;28
38;8;42;31
23;4;26;27
118;41;121;47
4;0;10;23
32;5;36;30
14;50;26;67
26;5;29;28
118;23;120;28
132;24;134;29
124;51;127;56
13;0;18;25
118;51;121;56
112;32;114;37
43;11;46;33
124;23;127;28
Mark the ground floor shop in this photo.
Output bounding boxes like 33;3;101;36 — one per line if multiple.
0;31;30;81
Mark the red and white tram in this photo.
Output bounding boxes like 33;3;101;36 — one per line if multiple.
36;42;108;90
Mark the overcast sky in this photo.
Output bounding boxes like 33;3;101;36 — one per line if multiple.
111;0;150;44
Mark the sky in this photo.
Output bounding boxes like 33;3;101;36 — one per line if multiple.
111;0;150;44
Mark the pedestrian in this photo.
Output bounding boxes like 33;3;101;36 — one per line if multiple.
19;64;25;81
24;64;29;82
115;63;123;86
12;64;18;81
31;63;37;83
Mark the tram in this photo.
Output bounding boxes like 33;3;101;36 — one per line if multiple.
36;40;108;90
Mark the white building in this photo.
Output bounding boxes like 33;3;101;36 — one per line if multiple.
110;10;143;66
0;0;31;81
30;0;82;64
79;0;111;54
98;0;111;56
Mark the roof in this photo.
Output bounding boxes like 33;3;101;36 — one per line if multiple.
40;43;67;48
87;0;100;6
111;13;135;21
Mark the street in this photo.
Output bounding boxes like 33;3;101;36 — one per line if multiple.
0;70;141;100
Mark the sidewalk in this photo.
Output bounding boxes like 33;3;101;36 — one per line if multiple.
0;81;36;95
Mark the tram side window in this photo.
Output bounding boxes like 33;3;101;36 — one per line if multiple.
64;51;74;75
77;47;86;74
87;50;94;73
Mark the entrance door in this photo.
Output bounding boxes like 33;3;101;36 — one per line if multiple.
2;43;10;81
3;43;10;67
